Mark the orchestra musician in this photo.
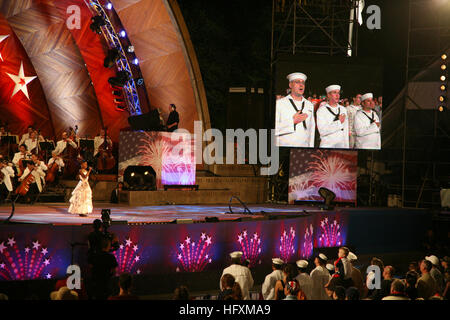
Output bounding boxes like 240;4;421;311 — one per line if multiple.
0;159;15;204
47;151;65;185
31;153;48;188
24;130;43;155
12;144;31;176
94;129;113;158
18;125;35;146
53;131;78;156
17;160;45;204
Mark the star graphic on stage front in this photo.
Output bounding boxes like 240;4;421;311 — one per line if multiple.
6;61;37;100
0;35;9;61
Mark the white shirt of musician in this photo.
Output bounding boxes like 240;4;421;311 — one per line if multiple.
54;139;78;155
316;103;349;149
275;94;316;147
48;157;65;172
19;167;46;192
24;138;39;153
1;165;15;192
19;133;30;146
354;109;381;150
12;152;29;167
94;136;113;156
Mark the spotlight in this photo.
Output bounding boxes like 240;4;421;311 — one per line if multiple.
104;48;120;68
132;58;139;65
112;90;122;96
131;172;135;177
438;106;445;112
135;78;144;86
119;30;126;38
439;95;446;102
114;98;124;103
144;171;149;175
318;187;336;210
105;2;113;10
442;54;448;60
127;46;135;53
108;70;130;87
441;64;447;71
116;105;126;112
90;16;106;34
441;75;447;81
441;84;447;91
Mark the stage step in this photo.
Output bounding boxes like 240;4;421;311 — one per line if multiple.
119;187;266;205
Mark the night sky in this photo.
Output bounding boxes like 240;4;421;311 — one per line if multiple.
178;0;413;128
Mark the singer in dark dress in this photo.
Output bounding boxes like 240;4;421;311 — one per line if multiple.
167;104;180;132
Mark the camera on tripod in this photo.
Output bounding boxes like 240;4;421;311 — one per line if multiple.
100;209;119;251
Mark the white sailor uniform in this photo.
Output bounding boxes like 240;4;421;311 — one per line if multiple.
275;94;316;148
354;109;381;150
316;103;349;149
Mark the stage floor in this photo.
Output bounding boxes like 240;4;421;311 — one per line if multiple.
0;203;324;225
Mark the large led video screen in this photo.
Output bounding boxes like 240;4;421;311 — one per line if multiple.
275;55;383;150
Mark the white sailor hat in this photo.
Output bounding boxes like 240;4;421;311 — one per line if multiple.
287;72;307;82
318;253;328;261
361;93;373;101
296;260;308;268
425;255;439;266
230;251;243;259
326;85;341;93
326;263;335;271
348;252;357;261
272;258;284;265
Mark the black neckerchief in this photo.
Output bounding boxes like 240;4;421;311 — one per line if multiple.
362;110;375;124
326;105;341;121
288;98;307;130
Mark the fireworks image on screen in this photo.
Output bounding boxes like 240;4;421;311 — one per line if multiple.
114;238;142;274
279;227;296;262
308;151;355;192
237;230;262;267
300;224;314;258
0;238;52;280
176;232;213;272
318;217;343;247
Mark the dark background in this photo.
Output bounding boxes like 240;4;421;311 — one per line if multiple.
178;0;409;130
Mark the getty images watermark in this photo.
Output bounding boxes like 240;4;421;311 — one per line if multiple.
66;264;382;290
65;4;381;30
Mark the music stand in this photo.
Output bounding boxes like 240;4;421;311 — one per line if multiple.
39;141;55;162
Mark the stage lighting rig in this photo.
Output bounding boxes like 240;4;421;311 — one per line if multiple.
108;70;130;87
104;48;120;68
90;16;106;34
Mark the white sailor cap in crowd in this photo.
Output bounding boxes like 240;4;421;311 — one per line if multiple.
230;251;243;259
425;255;439;266
287;72;307;82
326;85;341;93
272;258;284;265
361;93;373;101
296;260;308;268
348;252;358;261
326;263;335;271
318;253;328;261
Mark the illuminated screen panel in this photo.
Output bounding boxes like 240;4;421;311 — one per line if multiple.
275;54;383;150
288;149;358;204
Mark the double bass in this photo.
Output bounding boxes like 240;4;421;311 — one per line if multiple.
96;128;115;171
62;126;81;179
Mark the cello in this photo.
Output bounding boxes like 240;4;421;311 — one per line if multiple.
96;128;115;171
45;155;61;184
15;162;35;196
